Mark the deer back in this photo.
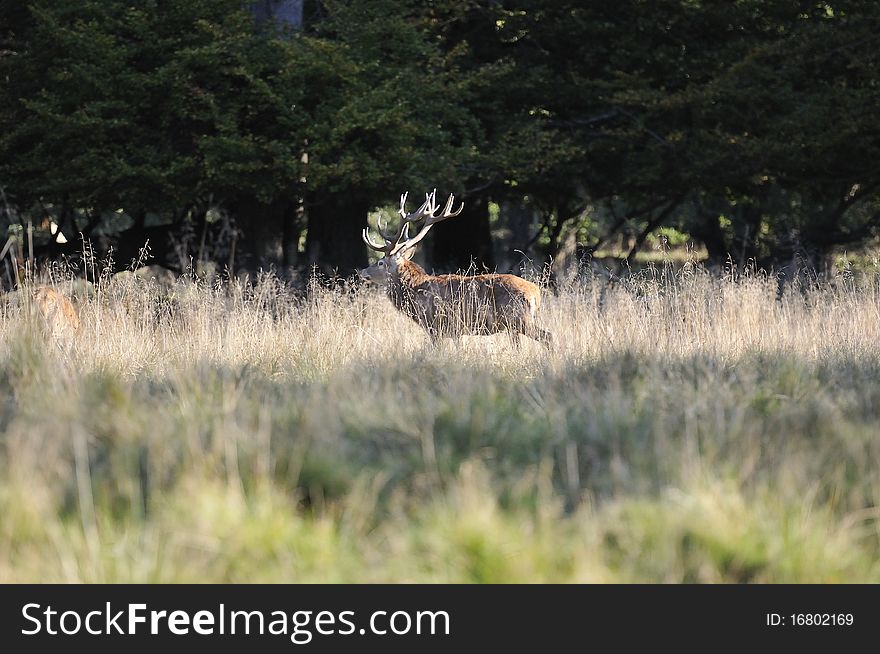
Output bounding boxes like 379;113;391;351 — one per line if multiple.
391;261;541;336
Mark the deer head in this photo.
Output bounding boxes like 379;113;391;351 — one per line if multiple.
359;189;463;284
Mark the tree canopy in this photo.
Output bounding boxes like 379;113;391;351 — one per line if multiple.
1;0;878;280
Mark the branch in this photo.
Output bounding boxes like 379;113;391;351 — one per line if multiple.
462;176;500;198
615;107;674;150
520;208;556;253
617;194;686;272
581;197;669;256
549;109;621;129
814;210;880;248
840;179;880;213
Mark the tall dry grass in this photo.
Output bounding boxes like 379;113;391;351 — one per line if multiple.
1;260;879;582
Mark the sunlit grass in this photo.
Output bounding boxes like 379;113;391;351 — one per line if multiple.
2;260;880;582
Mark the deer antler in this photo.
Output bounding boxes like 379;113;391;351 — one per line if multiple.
361;189;463;257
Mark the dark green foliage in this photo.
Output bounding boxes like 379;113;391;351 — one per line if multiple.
1;1;301;211
1;1;879;274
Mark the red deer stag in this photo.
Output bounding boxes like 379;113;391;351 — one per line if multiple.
360;190;552;346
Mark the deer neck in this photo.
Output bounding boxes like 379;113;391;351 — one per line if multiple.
396;259;429;285
388;259;429;311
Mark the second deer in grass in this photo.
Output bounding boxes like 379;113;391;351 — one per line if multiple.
360;190;552;346
34;286;80;336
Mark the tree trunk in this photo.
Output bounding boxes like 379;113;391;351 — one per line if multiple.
734;204;762;267
497;198;536;272
429;194;495;273
113;221;180;272
230;197;290;274
690;212;728;267
282;200;304;278
305;193;368;277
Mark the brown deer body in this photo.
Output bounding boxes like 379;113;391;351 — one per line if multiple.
360;191;551;346
33;286;80;335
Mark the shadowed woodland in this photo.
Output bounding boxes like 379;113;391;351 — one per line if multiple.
2;1;879;284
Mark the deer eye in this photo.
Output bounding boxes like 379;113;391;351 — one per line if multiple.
378;260;385;267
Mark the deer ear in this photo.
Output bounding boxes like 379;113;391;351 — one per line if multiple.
396;248;416;261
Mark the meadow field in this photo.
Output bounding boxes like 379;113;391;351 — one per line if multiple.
2;260;880;583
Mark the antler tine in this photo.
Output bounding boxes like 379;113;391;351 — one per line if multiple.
389;189;464;257
362;227;392;253
376;216;398;242
422;188;438;218
400;192;434;225
398;191;409;219
420;191;462;223
440;193;464;218
362;189;464;259
363;207;414;255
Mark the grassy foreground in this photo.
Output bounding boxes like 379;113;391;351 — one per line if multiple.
2;262;880;582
